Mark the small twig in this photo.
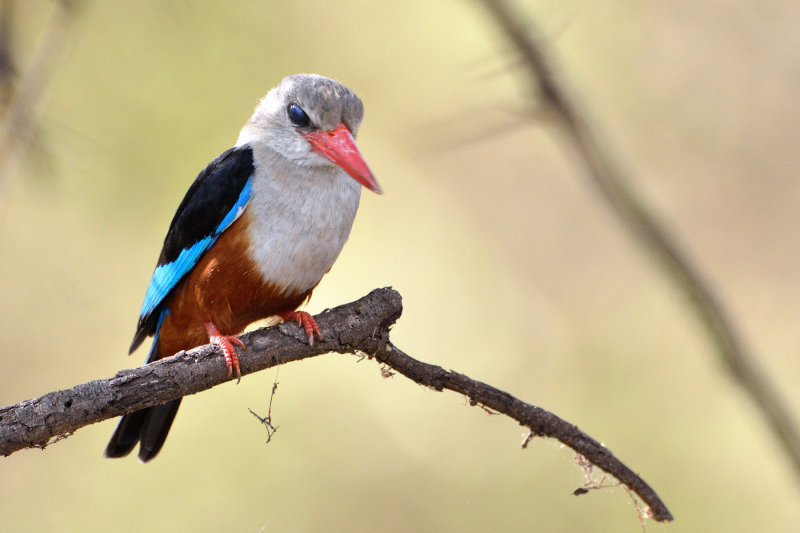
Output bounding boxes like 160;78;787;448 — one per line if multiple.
478;0;800;482
520;431;534;449
249;368;281;443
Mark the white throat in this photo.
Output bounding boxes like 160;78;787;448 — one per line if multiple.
243;143;362;294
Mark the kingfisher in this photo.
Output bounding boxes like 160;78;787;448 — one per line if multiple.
104;74;381;462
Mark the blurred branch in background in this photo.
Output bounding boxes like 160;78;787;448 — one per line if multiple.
478;0;800;482
0;0;81;205
0;0;17;107
0;288;673;523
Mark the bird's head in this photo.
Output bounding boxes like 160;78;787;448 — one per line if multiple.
237;74;382;194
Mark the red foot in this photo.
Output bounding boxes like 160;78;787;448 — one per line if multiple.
205;322;245;383
279;310;321;345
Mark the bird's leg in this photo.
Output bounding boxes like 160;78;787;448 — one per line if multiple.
204;322;245;383
278;311;321;346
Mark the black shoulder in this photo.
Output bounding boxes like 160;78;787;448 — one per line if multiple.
158;145;254;265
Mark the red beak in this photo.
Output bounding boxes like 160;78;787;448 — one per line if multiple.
303;123;382;194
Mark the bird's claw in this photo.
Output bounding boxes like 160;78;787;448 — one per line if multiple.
205;322;244;383
279;310;321;345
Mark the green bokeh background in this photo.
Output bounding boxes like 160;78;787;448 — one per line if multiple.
2;1;799;531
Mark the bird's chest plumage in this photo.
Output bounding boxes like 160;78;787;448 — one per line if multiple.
157;164;360;354
244;159;361;294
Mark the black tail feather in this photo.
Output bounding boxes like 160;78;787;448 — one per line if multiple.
103;399;182;462
104;409;148;458
138;399;181;462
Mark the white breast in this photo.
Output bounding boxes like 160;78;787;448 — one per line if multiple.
243;144;362;294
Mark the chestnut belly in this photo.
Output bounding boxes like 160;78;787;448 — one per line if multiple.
156;215;310;358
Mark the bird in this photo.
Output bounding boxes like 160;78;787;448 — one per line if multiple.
104;74;381;462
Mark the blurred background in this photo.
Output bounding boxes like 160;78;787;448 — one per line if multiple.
2;1;799;531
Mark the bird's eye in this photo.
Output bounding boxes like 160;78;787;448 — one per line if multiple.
287;103;310;127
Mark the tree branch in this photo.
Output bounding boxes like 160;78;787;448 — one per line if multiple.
369;342;673;522
0;287;671;522
478;0;800;481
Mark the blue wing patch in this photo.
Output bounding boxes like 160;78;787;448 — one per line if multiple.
138;177;252;320
139;236;214;319
145;308;169;363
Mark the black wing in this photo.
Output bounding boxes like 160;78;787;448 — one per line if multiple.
129;146;255;354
